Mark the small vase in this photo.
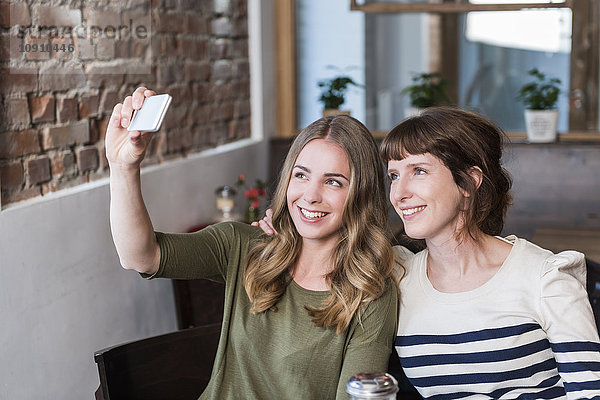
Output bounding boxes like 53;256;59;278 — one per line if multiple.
246;204;260;223
322;109;351;117
524;109;559;143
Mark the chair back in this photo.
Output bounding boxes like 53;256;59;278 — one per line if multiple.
94;323;221;400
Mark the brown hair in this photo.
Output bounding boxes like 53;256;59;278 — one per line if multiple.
380;106;512;238
244;115;396;334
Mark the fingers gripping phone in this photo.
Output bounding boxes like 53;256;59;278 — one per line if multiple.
127;94;172;132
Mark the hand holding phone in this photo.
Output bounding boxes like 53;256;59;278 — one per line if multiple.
127;94;172;132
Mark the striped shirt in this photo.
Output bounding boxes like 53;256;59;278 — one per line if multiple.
394;237;600;399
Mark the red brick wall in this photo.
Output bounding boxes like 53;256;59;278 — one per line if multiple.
0;0;250;207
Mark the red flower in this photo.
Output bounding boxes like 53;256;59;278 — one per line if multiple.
259;188;267;197
244;188;259;199
251;200;260;209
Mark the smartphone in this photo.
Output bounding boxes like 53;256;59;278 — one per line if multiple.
127;94;172;132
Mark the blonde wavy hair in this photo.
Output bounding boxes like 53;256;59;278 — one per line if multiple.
244;115;397;334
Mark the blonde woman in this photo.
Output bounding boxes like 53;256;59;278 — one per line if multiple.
106;87;398;399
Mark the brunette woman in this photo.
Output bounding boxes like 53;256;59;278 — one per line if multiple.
383;107;600;399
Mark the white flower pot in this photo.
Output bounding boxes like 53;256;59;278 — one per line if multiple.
524;109;559;143
404;107;421;118
322;109;351;117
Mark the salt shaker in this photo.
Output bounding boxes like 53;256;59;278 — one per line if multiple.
346;372;399;399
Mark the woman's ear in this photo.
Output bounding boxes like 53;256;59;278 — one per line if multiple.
459;166;483;198
468;166;483;190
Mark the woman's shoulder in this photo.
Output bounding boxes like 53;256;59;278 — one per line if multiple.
392;245;425;282
392;245;416;263
208;220;263;239
506;235;586;282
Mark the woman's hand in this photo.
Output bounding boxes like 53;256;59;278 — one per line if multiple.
251;208;277;235
105;87;157;169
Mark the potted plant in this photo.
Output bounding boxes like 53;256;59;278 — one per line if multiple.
401;72;450;117
517;68;562;143
317;73;362;117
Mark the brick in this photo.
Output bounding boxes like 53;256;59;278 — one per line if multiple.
232;39;248;58
85;63;125;88
156;13;185;33
124;62;154;85
27;157;51;184
217;101;233;120
212;17;230;36
1;161;24;190
50;151;76;179
29;96;55;123
157;64;178;86
0;2;9;28
130;40;148;58
234;99;250;118
178;38;208;60
42;120;90;149
1;186;40;205
39;65;86;91
114;39;129;58
1;2;30;28
76;146;99;172
232;80;249;97
210;39;230;59
96;38;115;61
56;97;78;123
185;61;211;82
89;116;110;142
0;67;38;92
50;37;75;61
0;34;8;60
97;144;109;170
212;60;231;80
99;89;119;114
166;130;182;152
83;7;120;27
185;15;208;35
0;130;39;159
232;0;247;17
24;36;50;60
232;60;249;77
4;97;30;126
121;10;152;40
73;36;95;60
33;5;81;27
79;95;99;118
193;83;210;103
163;0;177;9
231;16;247;38
161;36;181;57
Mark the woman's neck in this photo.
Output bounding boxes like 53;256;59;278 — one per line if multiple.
425;232;512;293
291;238;337;291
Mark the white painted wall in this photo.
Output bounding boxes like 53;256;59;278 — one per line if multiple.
0;0;276;398
0;140;269;399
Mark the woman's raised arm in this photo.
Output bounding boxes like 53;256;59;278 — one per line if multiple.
106;87;160;274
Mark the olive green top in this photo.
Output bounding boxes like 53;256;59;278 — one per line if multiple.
148;222;398;400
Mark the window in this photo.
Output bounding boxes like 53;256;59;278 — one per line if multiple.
276;0;600;139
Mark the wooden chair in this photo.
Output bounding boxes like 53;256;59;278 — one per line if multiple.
94;322;221;400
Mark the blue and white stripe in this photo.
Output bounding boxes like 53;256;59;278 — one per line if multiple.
396;323;600;399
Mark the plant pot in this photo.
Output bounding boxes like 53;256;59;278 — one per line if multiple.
322;109;351;117
524;109;559;143
404;107;421;119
